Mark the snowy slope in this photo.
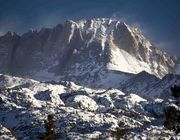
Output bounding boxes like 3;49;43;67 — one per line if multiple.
119;71;161;98
0;123;16;140
119;72;180;100
0;74;179;139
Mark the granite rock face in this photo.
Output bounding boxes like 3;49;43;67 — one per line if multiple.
0;18;179;86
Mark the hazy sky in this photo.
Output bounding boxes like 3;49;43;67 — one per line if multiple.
0;0;180;56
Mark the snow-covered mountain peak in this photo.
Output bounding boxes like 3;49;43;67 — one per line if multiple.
0;18;179;83
1;31;19;39
5;31;17;37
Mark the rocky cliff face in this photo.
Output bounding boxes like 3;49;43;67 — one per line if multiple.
0;18;179;85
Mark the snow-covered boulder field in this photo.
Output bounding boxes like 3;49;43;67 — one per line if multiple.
0;74;179;139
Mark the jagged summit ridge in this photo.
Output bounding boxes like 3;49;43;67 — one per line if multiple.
0;18;179;84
